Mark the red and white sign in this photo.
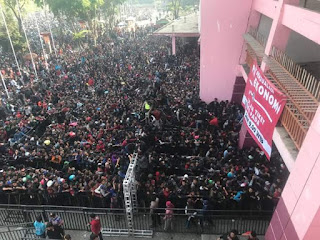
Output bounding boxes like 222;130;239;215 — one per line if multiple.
242;61;286;159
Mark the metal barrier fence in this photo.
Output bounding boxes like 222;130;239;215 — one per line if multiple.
0;204;272;238
0;191;124;208
133;209;271;235
0;228;31;240
0;205;127;230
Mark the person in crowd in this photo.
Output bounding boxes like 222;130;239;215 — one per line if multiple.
164;200;174;231
185;198;197;229
217;229;240;240
247;231;259;240
88;214;103;240
46;222;64;239
90;233;99;240
49;213;64;227
34;215;46;238
0;17;287;219
150;194;160;228
64;234;72;240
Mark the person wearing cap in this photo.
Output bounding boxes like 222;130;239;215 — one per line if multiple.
88;214;103;240
49;213;64;227
164;201;174;231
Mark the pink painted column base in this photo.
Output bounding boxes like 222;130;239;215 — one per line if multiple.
238;123;257;149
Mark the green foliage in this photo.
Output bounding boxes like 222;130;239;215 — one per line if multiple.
0;2;26;53
42;0;104;21
168;0;182;19
73;29;90;40
136;0;154;4
100;0;126;30
167;0;198;19
181;0;199;7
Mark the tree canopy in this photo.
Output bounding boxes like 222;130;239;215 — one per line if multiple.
0;1;27;52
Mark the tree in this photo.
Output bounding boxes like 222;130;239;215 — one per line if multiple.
0;2;26;53
101;0;126;31
181;0;199;7
2;0;31;35
168;0;181;19
73;29;90;49
167;0;198;19
35;0;108;44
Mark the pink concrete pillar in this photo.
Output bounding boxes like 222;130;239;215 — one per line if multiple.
303;207;320;239
238;122;257;149
172;36;176;55
239;9;261;64
261;0;299;71
200;0;253;103
265;106;320;240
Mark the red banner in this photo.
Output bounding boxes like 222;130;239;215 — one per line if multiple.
242;61;286;159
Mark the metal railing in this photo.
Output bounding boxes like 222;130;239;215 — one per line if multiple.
245;28;319;149
247;27;320;102
0;204;126;230
271;46;320;101
0;204;272;236
0;228;32;240
279;105;308;148
0;191;124;208
244;48;310;149
248;26;267;48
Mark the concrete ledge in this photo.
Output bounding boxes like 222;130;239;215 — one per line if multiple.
272;127;298;172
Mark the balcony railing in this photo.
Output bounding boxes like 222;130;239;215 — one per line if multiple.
248;26;267;48
271;46;320;101
244;27;319;149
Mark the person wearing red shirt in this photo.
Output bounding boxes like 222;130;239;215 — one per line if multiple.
88;214;103;240
88;78;94;86
209;117;219;126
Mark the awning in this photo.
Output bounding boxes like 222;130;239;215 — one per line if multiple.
153;12;200;38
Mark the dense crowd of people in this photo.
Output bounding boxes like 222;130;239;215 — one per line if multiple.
0;22;288;217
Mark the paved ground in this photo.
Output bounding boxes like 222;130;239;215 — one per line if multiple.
61;231;265;240
0;227;265;240
202;234;265;240
63;231;202;240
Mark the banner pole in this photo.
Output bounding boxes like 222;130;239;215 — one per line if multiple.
0;3;22;76
34;15;48;70
43;0;57;57
0;71;10;99
16;0;39;81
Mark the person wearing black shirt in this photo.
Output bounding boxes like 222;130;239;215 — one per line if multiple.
217;230;240;240
47;222;64;239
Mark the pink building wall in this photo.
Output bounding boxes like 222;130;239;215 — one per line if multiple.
265;106;320;240
281;4;320;45
200;0;320;238
199;0;252;103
